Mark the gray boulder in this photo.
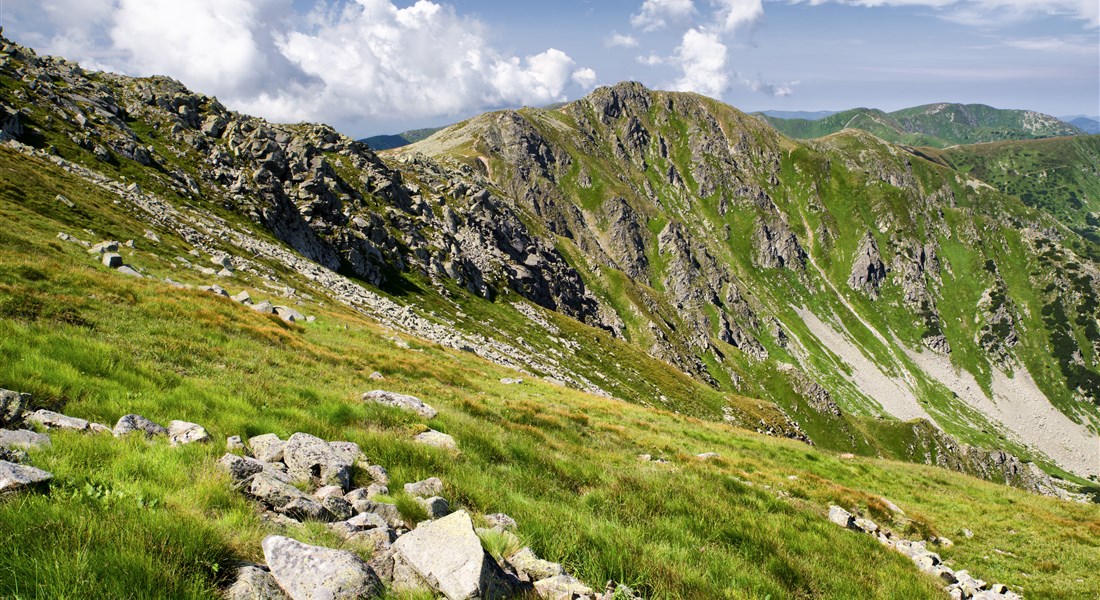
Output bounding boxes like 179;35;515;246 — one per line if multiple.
534;575;593;600
404;477;443;498
102;252;123;268
414;429;457;451
227;435;246;451
249;433;286;463
250;472;329;521
0;389;29;426
508;547;564;582
274;306;305;323
366;465;390;485
168;420;210;446
827;505;856;530
282;433;352;489
262;535;382;600
113;413;167;438
0;429;51;451
322;496;357;521
226;563;290;600
218;453;264;488
416;496;451;519
362;390;438;419
252;301;276;315
0;460;52;493
485;513;517;532
26;409;90;431
329;512;396;552
390;510;515;600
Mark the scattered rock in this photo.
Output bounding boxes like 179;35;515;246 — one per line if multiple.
167;420;210;445
218;453;264;488
390;510;516;600
500;378;523;385
88;240;120;254
485;513;517;532
508;547;565;582
226;563;290;600
249;433;286;463
0;389;29;426
251;300;276;315
227;435;246;451
534;575;593;600
414;429;457;451
0;429;51;451
368;372;385;380
274;306;305;323
116;265;143;278
416;496;451;519
143;230;160;244
231;291;253;305
282;433;353;489
250;472;329;521
262;535;383;600
366;465;390;485
102;252;123;268
404;477;444;498
362;390;438;419
0;460;52;493
26;409;90;432
827;505;856;530
696;452;720;460
322;495;357;522
113;413;167;438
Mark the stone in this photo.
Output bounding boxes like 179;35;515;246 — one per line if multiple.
249;433;286;463
26;409;90;431
314;485;345;501
827;505;856;530
143;230;160;244
366;483;389;498
912;553;939;572
0;429;51;451
227;435;246;451
499;378;523;385
345;493;405;529
414;429;457;451
508;547;564;582
226;564;290;600
962;528;974;539
282;432;353;489
390;510;515;600
881;498;905;514
362;390;438;419
323;496;357;522
102;252;123;268
89;240;120;254
231;291;253;304
250;472;329;521
117;266;143;278
0;460;52;493
366;465;390;485
168;420;210;445
854;518;878;534
274;306;305;323
57;194;75;208
696;452;720;460
533;575;593;600
329;513;395;551
328;441;368;468
113;413;167;438
89;422;112;435
262;535;382;600
416;496;451;519
252;301;276;315
0;389;29;426
404;477;443;498
485;513;518;532
368;372;385;380
218;453;264;488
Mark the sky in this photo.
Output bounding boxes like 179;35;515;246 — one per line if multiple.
5;0;1098;137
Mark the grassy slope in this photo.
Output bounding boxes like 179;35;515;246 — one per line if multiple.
2;119;1099;600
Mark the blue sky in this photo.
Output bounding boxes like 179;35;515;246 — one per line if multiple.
7;0;1098;137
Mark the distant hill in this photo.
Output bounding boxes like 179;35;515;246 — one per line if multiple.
1066;117;1100;135
762;103;1084;148
758;110;836;121
360;126;445;151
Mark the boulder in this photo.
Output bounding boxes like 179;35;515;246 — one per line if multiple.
533;575;593;600
0;460;52;493
231;291;253;305
499;378;523;385
102;252;123;268
328;441;368;468
88;240;120;254
366;483;389;498
404;477;443;498
167;420;210;446
250;472;329;521
390;510;515;600
416;496;451;519
414;429;457;451
226;564;290;600
262;535;383;600
274;306;305;323
485;513;518;532
366;465;390;485
252;301;276;315
0;429;51;451
26;409;89;431
344;492;405;529
329;512;396;551
113;413;167;438
508;547;564;582
362;390;438;419
218;453;264;488
249;433;286;463
314;485;345;501
226;435;246;451
117;266;143;278
827;505;856;530
0;389;29;426
282;433;352;489
322;496;357;521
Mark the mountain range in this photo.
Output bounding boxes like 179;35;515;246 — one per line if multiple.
0;34;1097;599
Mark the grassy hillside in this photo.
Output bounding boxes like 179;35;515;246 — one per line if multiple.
763;103;1083;148
2;142;1098;599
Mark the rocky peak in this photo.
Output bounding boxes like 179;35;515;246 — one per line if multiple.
848;232;887;297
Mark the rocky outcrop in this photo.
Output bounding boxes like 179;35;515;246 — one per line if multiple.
263;535;383;600
848;232;887;297
362;390;438;419
0;460;52;493
113;413;167;438
753;218;806;270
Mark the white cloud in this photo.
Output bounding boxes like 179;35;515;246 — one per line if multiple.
606;32;640;48
8;0;596;134
572;68;599;88
739;74;798;96
670;29;729;97
793;0;1098;28
631;0;696;31
1003;36;1098;53
636;54;667;66
711;0;764;32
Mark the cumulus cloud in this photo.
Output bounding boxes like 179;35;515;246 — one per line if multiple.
670;29;730;98
792;0;1098;28
712;0;764;32
739;74;798;96
7;0;596;133
631;0;696;31
606;32;640;48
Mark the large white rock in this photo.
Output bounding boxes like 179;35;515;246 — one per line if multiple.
0;460;52;493
248;433;285;463
262;535;382;600
391;510;515;600
250;472;328;521
362;390;438;419
282;433;352;489
0;429;51;451
414;429;457;452
168;420;210;446
113;413;167;438
26;409;89;431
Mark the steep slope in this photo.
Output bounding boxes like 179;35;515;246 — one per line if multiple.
402;83;1100;481
763;103;1083;148
361;126;445;151
919;136;1100;255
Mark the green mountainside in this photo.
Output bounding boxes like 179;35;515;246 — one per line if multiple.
763;103;1083;148
361;127;446;151
0;38;1098;599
